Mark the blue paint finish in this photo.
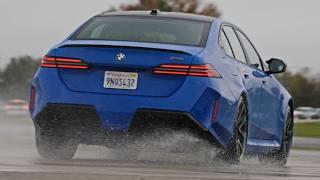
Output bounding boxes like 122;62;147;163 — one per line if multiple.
246;138;281;154
54;44;196;97
30;13;292;155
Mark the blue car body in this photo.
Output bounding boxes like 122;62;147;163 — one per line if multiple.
30;11;293;156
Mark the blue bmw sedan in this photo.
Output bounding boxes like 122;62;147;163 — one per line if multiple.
29;10;293;166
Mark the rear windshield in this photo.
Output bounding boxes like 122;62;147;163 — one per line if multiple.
71;16;211;47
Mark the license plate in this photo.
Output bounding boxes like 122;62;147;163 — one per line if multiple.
103;71;138;90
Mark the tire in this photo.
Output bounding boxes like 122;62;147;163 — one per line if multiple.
217;97;248;164
35;126;79;160
259;107;293;167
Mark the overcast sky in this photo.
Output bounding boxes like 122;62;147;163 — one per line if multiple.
0;0;319;72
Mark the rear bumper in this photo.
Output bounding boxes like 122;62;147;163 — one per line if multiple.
34;104;221;147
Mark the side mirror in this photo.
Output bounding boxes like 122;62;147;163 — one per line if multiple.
266;58;287;74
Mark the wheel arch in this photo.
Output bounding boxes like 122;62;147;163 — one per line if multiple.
283;98;294;126
284;98;294;132
288;99;294;116
277;96;294;147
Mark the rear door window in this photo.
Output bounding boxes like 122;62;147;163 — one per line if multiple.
219;29;234;58
222;26;247;64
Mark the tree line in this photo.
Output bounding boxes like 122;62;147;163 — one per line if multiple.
0;56;40;99
277;69;320;107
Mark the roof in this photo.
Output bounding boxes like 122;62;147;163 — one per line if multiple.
98;10;215;22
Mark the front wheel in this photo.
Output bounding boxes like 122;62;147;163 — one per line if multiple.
35;126;79;160
259;107;293;166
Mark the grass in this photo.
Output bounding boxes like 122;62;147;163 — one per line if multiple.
294;122;320;137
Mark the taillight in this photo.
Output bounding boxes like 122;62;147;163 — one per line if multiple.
40;56;89;69
153;64;221;78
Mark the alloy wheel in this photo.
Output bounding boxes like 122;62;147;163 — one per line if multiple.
235;102;248;159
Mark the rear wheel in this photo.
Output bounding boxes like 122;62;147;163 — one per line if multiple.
218;97;248;164
259;107;293;166
35;126;79;160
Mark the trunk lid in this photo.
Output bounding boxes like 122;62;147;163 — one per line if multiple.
55;40;203;97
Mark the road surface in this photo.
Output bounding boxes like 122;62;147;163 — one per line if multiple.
1;112;320;180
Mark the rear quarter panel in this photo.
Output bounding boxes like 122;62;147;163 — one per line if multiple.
190;19;246;147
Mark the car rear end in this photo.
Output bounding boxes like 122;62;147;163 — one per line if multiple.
30;13;225;147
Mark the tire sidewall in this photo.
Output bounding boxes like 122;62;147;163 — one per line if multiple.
35;126;78;160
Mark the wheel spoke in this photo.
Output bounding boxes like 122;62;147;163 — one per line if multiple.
236;139;243;156
238;112;247;139
234;102;247;159
239;114;246;126
238;126;246;139
286;119;292;131
237;105;245;120
239;117;247;130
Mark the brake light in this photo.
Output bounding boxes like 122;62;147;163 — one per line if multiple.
153;64;220;78
40;56;89;69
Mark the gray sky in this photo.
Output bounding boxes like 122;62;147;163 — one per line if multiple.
0;0;319;72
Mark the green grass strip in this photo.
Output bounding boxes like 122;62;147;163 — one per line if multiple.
294;122;320;138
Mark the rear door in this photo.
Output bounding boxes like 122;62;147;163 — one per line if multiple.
235;28;281;140
222;25;263;135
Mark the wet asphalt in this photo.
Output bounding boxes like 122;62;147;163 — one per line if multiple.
0;113;320;180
